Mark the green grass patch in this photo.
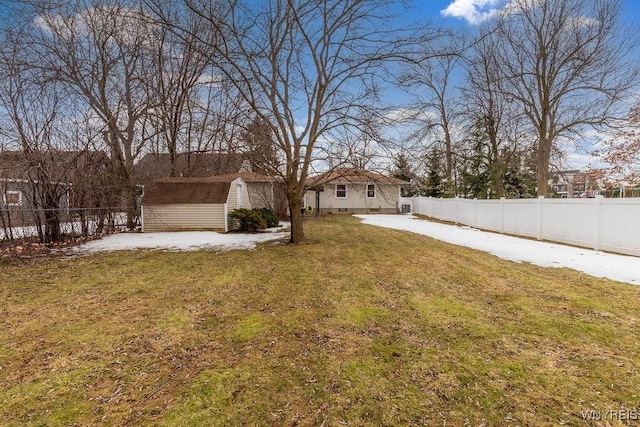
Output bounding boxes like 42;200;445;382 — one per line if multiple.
1;215;639;426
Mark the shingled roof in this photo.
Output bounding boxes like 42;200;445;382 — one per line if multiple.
306;167;409;188
142;176;241;205
214;171;276;183
0;150;110;181
135;152;253;184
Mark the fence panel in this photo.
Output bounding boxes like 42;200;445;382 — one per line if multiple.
499;199;540;239
540;199;597;249
599;199;640;256
475;200;502;233
410;196;640;257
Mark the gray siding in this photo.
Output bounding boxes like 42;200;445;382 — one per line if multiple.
247;182;274;209
304;183;400;214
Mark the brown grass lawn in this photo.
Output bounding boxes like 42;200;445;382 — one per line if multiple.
1;215;639;426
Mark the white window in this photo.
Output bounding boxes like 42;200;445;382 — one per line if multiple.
336;184;347;198
366;183;375;198
3;190;22;207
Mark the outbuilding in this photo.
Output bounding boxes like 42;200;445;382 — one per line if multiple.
141;176;250;232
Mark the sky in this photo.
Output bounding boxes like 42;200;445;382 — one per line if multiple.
398;0;640;171
2;0;640;170
415;0;640;26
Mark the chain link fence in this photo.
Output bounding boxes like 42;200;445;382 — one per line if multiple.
0;207;135;244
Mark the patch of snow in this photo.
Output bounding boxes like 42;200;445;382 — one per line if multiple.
355;214;640;286
69;226;289;255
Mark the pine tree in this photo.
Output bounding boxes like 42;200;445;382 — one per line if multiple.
422;148;445;197
460;124;491;198
392;153;415;197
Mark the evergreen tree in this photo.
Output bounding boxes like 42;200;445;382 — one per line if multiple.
422;148;445;197
460;124;491;198
392;153;416;197
503;155;537;198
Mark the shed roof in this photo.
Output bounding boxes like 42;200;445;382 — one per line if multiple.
142;177;244;205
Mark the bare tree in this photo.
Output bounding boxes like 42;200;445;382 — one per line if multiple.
152;0;428;243
463;25;533;198
28;0;160;228
489;0;639;196
400;33;467;194
0;27;92;242
146;3;250;175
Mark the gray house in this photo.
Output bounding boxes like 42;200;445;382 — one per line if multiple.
141;176;250;232
304;168;409;215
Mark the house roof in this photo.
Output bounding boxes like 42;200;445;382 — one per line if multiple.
0;150;110;182
215;171;276;183
306;168;409;188
142;176;243;205
135;152;256;183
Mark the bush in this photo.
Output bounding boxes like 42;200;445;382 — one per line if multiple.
228;208;267;232
253;208;279;228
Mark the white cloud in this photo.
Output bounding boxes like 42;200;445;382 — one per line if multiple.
441;0;505;25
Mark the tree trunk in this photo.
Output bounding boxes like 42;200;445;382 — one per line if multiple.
443;129;453;187
537;138;551;197
288;195;305;244
126;183;138;230
44;210;61;243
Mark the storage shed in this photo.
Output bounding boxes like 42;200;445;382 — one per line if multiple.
141;176;250;232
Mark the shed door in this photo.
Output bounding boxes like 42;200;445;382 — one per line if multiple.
236;183;243;208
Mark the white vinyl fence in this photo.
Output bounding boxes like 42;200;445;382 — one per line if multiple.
406;196;640;257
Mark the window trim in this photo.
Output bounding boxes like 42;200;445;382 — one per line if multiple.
3;190;22;207
335;184;347;198
366;183;376;199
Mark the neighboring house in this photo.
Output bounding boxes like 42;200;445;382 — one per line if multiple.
549;170;600;198
215;172;279;210
304;168;409;215
135;152;258;183
0;149;111;206
141;176;251;232
1;151;72;227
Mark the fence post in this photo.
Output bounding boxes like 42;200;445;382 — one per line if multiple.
500;197;505;234
594;195;603;251
473;198;478;228
537;196;544;240
454;197;458;224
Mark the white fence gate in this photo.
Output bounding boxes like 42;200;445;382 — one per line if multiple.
407;196;640;257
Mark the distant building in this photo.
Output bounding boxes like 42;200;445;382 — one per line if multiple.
549;170;599;198
134;152;259;183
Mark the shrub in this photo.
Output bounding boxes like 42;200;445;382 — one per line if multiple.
228;208;267;232
253;208;279;228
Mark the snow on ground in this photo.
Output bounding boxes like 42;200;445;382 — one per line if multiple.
355;214;640;286
69;224;289;255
